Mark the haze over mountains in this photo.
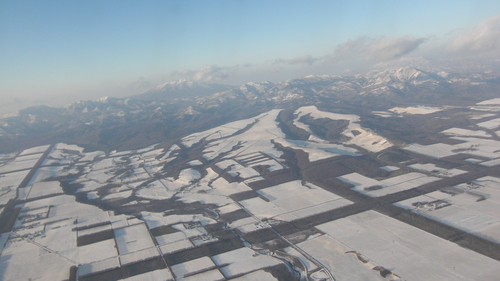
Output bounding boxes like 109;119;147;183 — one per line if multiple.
2;56;500;280
1;62;499;153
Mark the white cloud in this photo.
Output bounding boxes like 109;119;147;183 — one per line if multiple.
173;65;229;82
127;77;152;91
274;55;319;65
449;15;500;52
333;36;427;62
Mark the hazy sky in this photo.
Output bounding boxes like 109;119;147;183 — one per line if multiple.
1;1;500;113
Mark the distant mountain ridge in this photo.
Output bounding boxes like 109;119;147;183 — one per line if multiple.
1;66;499;153
129;79;233;101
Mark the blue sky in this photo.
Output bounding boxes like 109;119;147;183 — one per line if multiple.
1;0;500;113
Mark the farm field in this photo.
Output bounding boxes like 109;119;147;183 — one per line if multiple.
1;100;500;280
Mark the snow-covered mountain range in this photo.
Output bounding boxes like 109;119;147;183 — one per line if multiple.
0;66;499;152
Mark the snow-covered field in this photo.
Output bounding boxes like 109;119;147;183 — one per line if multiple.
408;163;467;177
0;169;30;209
338;172;440;197
406;137;500;160
316;210;500;280
239;180;353;221
294;106;392;153
396;176;500;243
212;247;281;278
2;99;500;280
171;256;216;279
441;127;492;138
388;106;443;115
114;223;156;254
26;181;63;199
295;234;387;281
477;98;500;105
275;138;359;162
0;153;43;173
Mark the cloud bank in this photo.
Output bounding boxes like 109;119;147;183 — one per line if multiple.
168;15;500;86
172;65;229;82
333;36;427;62
449;15;500;52
274;55;319;65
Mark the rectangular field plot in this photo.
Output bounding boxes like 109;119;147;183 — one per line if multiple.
230;269;278;281
406;138;500;159
477;118;500;130
60;238;118;265
409;163;467;177
395;176;500;243
240;180;352;221
19;145;51;155
441;127;492;137
295;234;387;281
26;181;63;199
119;247;159;266
338;172;440;197
316;210;500;281
159;239;194;255
77;257;120;278
0;169;30;206
171;256;216;279
480;157;500;167
180;269;225;281
114;223;155;255
0;153;42;173
212;247;281;278
121;268;174;281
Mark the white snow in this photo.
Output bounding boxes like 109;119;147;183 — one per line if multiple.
0;153;42;173
480;158;500;167
78;257;120;277
80;150;105;162
477;98;500;105
135;180;174;200
230;270;277;281
179;269;225;281
171;256;216;279
294;106;392;153
388;106;443;115
176;192;232;206
470;113;496;120
213;247;281;278
295;234;387;281
275;138;359;162
26;181;63;199
409;163;467;177
19;145;50;155
316;210;500;281
159;239;194;255
380;165;399;171
441;127;492;138
188;159;203;166
338;172;440;197
239;180;353;221
121;268;174;281
102;190;133;200
0;170;30;205
182;116;257;148
477;118;500;130
396;176;500;243
119;246;159;265
141;212;215;230
114;223;155;255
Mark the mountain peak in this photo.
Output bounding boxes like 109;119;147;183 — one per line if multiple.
129;80;233;102
393;66;426;81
